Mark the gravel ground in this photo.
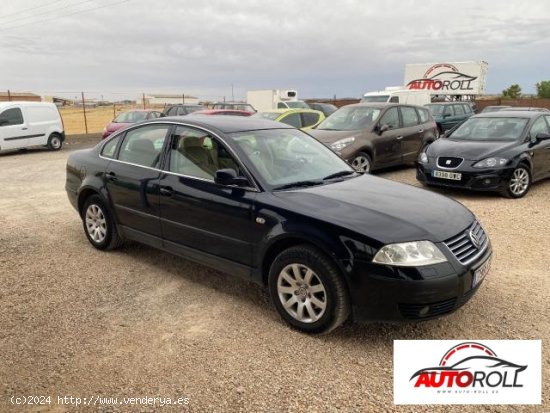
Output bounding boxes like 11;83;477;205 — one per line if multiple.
0;138;548;412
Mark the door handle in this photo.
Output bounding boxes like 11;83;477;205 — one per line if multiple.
160;186;173;196
105;171;117;181
396;136;404;140
22;127;28;130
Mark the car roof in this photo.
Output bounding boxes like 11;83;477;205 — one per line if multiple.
472;111;541;118
425;102;470;106
0;101;56;109
259;108;322;115
153;115;293;133
347;102;425;109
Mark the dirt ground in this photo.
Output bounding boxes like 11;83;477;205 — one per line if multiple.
0;137;548;412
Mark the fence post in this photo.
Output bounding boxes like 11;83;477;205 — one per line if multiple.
142;93;146;109
113;103;116;119
81;91;88;134
7;90;11;101
182;94;185;104
333;94;336;105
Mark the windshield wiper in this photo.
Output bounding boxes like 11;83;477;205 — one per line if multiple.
272;180;324;190
322;170;357;180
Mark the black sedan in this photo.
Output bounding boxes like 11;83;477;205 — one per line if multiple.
66;116;491;333
417;111;550;198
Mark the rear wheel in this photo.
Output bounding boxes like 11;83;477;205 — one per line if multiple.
351;152;372;173
268;245;350;334
502;165;531;198
47;133;62;151
81;195;123;250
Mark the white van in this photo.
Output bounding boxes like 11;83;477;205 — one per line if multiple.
0;101;65;151
360;89;432;106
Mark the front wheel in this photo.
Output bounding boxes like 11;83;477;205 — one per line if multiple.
47;133;63;151
268;245;350;334
503;166;531;198
81;195;123;250
351;152;372;173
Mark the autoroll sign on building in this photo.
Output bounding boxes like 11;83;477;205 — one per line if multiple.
394;340;541;404
404;61;488;95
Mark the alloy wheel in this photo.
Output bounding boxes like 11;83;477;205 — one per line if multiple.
509;167;529;196
352;155;371;173
277;263;327;323
85;204;107;243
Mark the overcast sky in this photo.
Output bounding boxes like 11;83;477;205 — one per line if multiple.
1;0;549;101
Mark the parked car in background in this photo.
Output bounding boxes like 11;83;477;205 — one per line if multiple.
425;102;474;134
480;105;512;113
162;104;203;117
0;101;64;151
277;100;310;109
253;109;325;130
309;103;438;173
499;107;550;112
66;116;490;333
102;109;164;139
308;102;338;117
417;111;550;198
190;109;252;117
212;102;256;113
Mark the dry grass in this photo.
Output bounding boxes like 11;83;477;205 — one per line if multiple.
59;105;164;135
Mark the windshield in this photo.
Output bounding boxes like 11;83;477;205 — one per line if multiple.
425;105;444;116
113;111;148;123
252;112;280;121
285;101;310;109
449;117;529;142
227;128;355;188
317;106;381;131
361;95;389;103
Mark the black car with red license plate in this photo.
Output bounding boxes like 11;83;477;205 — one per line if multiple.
66;116;491;334
417;111;550;198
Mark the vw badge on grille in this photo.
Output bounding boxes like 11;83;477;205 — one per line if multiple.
469;229;481;249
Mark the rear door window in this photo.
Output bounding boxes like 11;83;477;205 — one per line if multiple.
101;135;121;159
301;112;320;127
400;106;419;127
279;113;303;128
444;105;455;117
118;125;170;168
417;107;430;123
453;104;465;115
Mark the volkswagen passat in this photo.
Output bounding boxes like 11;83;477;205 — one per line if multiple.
66;116;491;333
417;111;550;198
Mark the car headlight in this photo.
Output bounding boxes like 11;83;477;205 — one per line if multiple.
372;241;447;267
418;152;428;164
473;157;507;168
330;137;355;152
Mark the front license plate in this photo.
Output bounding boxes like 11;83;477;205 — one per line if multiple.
473;256;491;288
433;170;462;180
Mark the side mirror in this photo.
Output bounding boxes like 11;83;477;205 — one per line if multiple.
159;113;166;118
535;132;550;141
214;168;249;187
377;124;390;134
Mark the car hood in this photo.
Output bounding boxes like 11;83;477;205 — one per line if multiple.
308;129;365;145
273;175;473;244
428;138;518;161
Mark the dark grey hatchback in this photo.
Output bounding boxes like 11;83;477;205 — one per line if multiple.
66;116;491;334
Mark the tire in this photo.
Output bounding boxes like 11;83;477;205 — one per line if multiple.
81;195;123;250
268;245;350;334
502;165;531;199
47;133;63;151
351;152;372;173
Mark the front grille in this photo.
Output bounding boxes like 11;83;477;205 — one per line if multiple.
437;156;463;169
444;221;488;265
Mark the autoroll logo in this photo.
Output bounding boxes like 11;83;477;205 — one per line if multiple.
406;63;477;92
411;342;526;390
394;340;541;405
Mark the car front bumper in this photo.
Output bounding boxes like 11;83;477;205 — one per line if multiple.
416;164;514;192
348;245;492;322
